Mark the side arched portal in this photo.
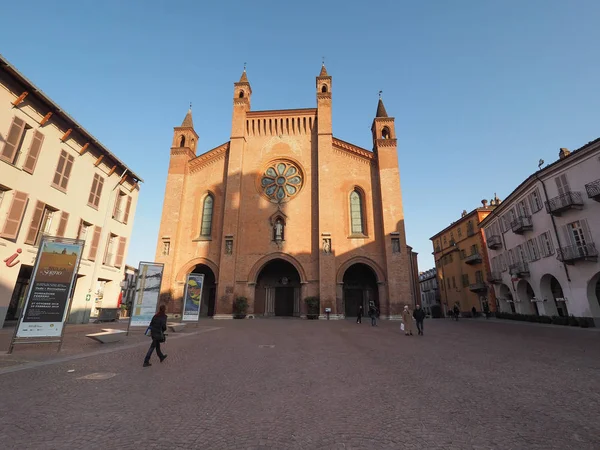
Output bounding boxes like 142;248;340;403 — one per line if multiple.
516;279;538;315
189;264;217;317
342;263;379;317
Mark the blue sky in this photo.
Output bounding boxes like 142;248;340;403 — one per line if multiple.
1;0;599;271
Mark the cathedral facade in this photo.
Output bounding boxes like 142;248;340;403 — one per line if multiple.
155;65;412;319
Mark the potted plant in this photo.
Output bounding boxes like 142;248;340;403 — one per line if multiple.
233;296;248;319
305;296;320;320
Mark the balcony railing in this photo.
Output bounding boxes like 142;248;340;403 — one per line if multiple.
469;281;487;292
509;262;530;277
464;252;482;265
487;271;503;284
510;216;533;234
487;235;502;250
556;243;598;264
545;191;584;216
585;179;600;202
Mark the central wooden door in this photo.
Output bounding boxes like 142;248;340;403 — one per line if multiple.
275;287;295;316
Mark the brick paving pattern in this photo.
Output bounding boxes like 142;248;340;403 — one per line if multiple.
1;318;599;449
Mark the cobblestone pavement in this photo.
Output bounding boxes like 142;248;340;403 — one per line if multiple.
1;318;599;449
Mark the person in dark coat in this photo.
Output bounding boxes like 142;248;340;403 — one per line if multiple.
413;304;426;335
368;302;378;326
357;304;364;324
143;304;168;367
453;304;460;321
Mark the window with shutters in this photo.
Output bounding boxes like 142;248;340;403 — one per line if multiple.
77;220;92;257
88;226;102;261
88;174;104;209
349;189;365;235
0;186;7;209
538;231;554;257
499;253;507;271
114;237;127;268
103;233;118;266
565;220;592;249
528;188;543;213
527;238;540;261
475;270;484;283
162;240;170;256
33;206;57;246
56;211;70;237
0;190;28;240
200;194;214;237
555;174;570;196
112;191;132;223
462;274;469;287
52;150;75;191
1;117;31;165
21;130;44;175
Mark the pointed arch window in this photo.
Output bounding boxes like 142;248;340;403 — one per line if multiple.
200;194;214;237
180;135;186;147
350;190;365;235
381;127;391;139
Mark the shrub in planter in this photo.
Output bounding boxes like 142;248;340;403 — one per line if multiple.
305;296;320;320
233;296;248;319
568;315;580;327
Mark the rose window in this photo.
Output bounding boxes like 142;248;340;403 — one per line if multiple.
260;161;303;202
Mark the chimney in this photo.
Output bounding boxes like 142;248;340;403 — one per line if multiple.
481;199;488;207
559;148;571;160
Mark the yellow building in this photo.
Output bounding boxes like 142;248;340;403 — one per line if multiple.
430;200;499;315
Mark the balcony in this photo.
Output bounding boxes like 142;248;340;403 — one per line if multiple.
545;191;584;216
585;179;600;202
509;262;530;277
464;252;482;265
556;243;598;264
467;228;476;237
487;235;502;250
469;281;487;292
487;271;503;284
510;216;533;234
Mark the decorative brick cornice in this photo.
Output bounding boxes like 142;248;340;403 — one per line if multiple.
373;117;395;123
375;138;397;148
189;142;229;173
233;99;249;106
170;147;196;159
317;93;332;100
332;138;375;164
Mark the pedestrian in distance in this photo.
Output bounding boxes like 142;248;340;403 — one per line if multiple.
453;304;460;321
471;306;477;318
368;301;378;326
143;304;168;367
357;304;363;324
402;305;413;335
413;304;425;335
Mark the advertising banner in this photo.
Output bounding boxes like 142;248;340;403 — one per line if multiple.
182;273;205;321
16;236;84;338
129;262;164;327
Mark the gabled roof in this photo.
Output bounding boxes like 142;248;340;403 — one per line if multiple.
239;69;249;83
319;64;328;77
180;109;194;128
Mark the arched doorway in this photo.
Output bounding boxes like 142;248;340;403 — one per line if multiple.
587;272;600;315
189;264;216;317
498;284;515;313
342;263;379;317
255;259;301;317
540;274;568;317
516;280;538;315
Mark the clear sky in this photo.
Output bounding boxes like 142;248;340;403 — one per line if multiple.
1;0;599;271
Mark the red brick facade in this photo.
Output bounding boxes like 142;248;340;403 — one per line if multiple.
155;66;412;319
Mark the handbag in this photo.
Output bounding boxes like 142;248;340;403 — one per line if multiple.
159;331;167;343
400;323;405;331
144;326;152;337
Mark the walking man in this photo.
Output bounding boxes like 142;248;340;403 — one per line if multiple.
357;304;363;324
143;304;168;367
453;304;460;321
368;301;378;326
413;304;425;335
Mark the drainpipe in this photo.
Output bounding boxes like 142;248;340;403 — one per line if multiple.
535;172;571;283
83;169;129;322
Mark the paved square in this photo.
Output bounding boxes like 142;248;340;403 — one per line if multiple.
1;319;599;449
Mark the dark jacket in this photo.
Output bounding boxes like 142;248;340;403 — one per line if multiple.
413;308;426;321
149;313;167;340
357;306;364;317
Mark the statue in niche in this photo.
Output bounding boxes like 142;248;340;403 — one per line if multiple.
323;238;331;254
274;219;284;241
392;238;400;254
225;239;233;255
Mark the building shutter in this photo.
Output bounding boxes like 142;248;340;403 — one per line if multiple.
88;176;98;206
76;219;83;240
114;237;127;268
56;211;69;237
88;226;102;261
123;196;132;224
95;176;104;208
22;130;44;174
580;219;592;244
1;117;26;163
112;193;121;219
60;154;74;189
0;191;29;239
24;201;45;245
53;151;66;186
561;225;575;247
555;174;569;196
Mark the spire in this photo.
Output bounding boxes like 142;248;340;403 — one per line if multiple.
181;107;194;128
319;63;328;77
239;63;249;83
376;92;388;118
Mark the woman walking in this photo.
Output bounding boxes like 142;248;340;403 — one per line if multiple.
143;304;168;367
402;305;414;336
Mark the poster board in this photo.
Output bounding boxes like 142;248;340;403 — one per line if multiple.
127;262;164;330
8;236;84;353
182;273;205;322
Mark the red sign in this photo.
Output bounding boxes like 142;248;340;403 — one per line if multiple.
3;248;22;268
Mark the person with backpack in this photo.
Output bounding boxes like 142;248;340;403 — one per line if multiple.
143;304;168;367
368;301;378;326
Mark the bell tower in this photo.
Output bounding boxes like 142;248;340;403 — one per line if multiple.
172;107;199;154
371;94;410;318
